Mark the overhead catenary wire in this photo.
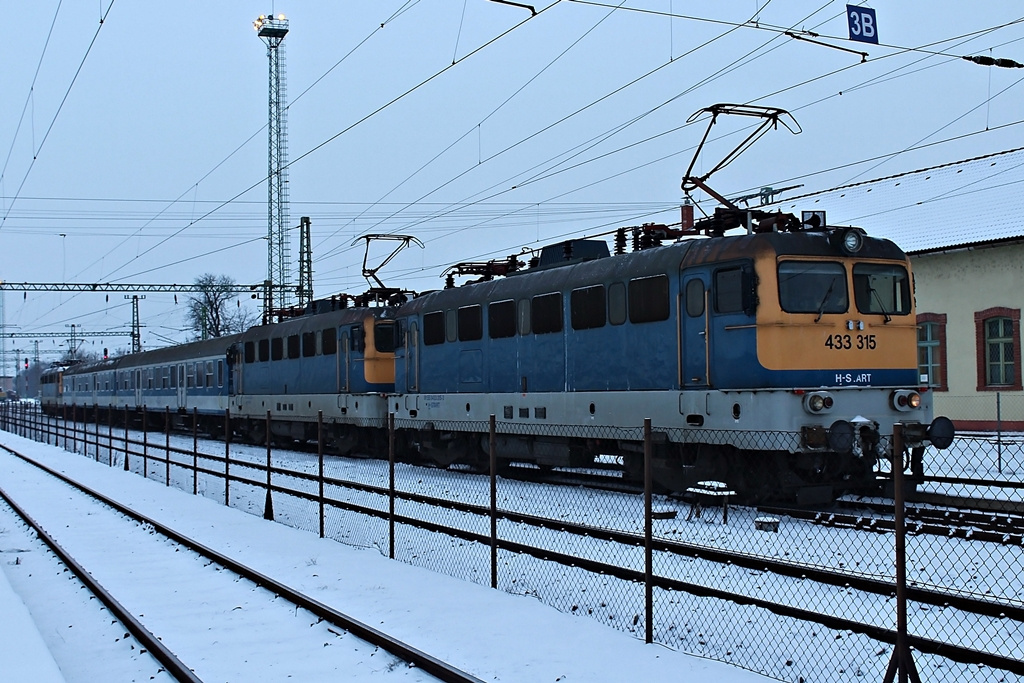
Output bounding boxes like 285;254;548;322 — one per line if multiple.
0;0;116;232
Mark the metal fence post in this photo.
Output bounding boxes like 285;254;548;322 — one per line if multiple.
490;414;497;589
318;411;324;539
93;404;99;461
644;417;653;645
63;403;68;451
165;406;171;486
997;392;1003;474
107;406;113;466
142;406;148;479
72;403;77;454
389;412;396;560
192;407;198;495
123;405;130;471
263;410;274;521
224;408;231;506
884;423;921;683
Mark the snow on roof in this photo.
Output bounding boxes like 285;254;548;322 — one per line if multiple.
762;147;1024;254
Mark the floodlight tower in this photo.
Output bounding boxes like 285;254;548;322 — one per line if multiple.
254;12;292;313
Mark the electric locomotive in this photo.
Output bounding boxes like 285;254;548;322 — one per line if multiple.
390;211;952;503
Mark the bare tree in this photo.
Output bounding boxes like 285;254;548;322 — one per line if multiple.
186;274;257;339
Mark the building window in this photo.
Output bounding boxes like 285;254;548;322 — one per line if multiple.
916;313;946;390
975;307;1022;391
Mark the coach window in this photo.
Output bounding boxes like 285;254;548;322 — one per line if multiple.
608;282;626;325
287;334;300;359
458;305;483;341
195;363;204;388
205;361;215;387
571;285;606;330
517;299;531;335
244;341;255;363
258;338;270;362
423;311;445;346
445;310;458;342
714;268;744;313
628;275;670;323
271;337;284;361
302;331;317;357
488;300;516;339
162;367;170;389
218;360;224;387
532;292;563;334
779;261;847;314
853;263;910;316
321;328;337;355
170;367;177;389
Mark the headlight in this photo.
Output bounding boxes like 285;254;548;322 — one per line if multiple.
830;227;865;255
803;391;834;414
891;390;922;412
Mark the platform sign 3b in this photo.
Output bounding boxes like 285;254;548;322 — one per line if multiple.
846;5;879;44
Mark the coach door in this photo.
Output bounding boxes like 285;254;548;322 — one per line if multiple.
406;321;419;392
681;270;710;387
134;369;143;405
177;364;186;408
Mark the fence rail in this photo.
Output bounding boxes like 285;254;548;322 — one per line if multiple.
1;401;1021;683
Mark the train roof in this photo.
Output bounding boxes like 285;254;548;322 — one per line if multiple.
399;229;907;313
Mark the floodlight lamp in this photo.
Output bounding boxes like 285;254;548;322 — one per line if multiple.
277;14;285;20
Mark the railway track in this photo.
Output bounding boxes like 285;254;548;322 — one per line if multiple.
759;499;1024;547
0;443;485;683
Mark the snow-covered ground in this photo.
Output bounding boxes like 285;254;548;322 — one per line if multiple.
7;416;1023;682
0;432;772;682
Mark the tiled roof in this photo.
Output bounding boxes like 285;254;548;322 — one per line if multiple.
761;148;1024;254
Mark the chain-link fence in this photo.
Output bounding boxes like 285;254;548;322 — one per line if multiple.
2;401;1021;682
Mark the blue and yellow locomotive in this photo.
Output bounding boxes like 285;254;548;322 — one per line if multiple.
40;210;951;503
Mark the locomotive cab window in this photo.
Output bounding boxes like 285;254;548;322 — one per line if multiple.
853;263;911;316
778;261;848;314
488;300;516;339
244;341;255;363
715;268;745;314
287;334;300;359
375;321;398;352
271;337;284;361
628;275;669;323
258;339;270;362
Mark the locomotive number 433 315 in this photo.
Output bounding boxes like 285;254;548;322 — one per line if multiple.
824;333;877;350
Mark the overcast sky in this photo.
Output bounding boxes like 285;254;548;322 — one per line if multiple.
2;1;1022;361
